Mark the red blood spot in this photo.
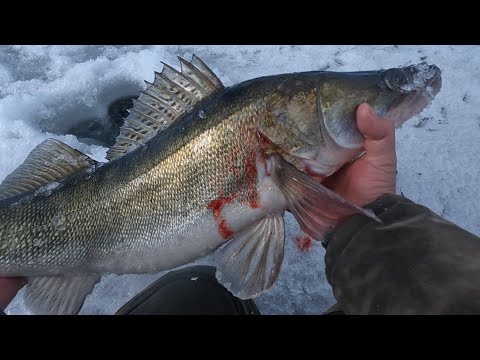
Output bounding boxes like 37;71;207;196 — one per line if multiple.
207;197;233;218
208;195;236;239
245;163;256;178
229;164;240;178
243;153;257;180
237;151;260;208
295;235;313;252
219;219;234;240
249;199;260;209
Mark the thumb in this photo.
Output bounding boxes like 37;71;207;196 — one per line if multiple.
357;103;396;156
357;103;394;140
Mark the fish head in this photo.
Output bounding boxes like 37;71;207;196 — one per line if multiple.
315;62;442;149
260;63;442;175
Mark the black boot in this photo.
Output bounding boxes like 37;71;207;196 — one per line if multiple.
115;265;260;315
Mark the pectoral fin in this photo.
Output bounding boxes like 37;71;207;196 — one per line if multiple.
275;158;379;242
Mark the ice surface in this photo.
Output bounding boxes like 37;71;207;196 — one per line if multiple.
2;45;480;315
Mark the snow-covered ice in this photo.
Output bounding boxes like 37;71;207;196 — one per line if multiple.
2;45;479;315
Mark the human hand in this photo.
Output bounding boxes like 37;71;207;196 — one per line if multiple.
0;277;26;311
322;103;397;207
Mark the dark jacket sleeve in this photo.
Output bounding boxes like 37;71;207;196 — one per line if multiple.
325;194;480;314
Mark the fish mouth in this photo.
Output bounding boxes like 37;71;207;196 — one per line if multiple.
384;63;442;127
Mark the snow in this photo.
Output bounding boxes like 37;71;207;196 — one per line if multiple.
2;45;480;315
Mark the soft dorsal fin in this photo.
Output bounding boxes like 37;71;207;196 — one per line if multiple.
106;54;224;161
0;139;97;201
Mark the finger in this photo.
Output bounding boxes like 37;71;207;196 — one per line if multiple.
357;103;396;156
357;103;395;140
0;277;26;311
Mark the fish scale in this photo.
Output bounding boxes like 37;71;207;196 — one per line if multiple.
1;89;270;273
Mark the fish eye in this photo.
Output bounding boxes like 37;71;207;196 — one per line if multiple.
384;69;407;91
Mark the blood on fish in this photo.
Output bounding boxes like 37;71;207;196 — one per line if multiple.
229;164;240;178
207;197;233;218
295;235;313;252
249;199;260;209
219;219;234;240
243;153;257;180
209;147;261;240
207;195;235;240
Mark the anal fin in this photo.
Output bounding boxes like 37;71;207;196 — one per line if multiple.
215;213;285;300
25;274;101;315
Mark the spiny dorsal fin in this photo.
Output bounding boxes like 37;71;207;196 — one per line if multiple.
106;55;224;161
0;139;97;201
190;54;223;90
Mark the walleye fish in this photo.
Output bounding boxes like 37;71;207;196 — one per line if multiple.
0;55;442;314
